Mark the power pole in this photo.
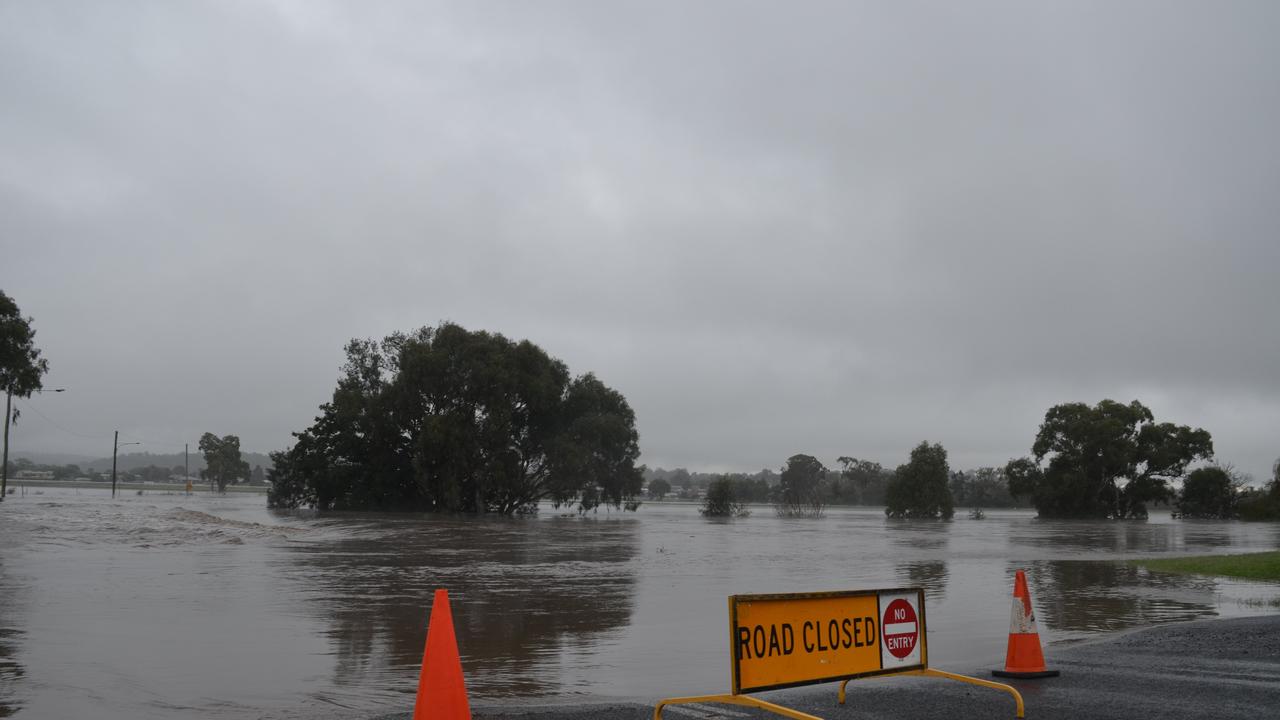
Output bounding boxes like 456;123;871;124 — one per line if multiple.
2;387;64;501
185;443;190;495
111;430;119;498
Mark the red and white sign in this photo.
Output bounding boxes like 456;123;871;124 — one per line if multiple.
882;599;918;659
878;592;922;668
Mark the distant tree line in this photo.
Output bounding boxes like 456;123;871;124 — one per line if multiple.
661;398;1280;523
3;455;267;487
643;459;1026;510
686;446;958;520
645;467;776;502
6;451;273;476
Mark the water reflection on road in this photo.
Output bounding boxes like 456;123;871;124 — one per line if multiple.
0;489;1277;719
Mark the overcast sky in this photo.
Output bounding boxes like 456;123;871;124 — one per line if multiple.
3;1;1278;481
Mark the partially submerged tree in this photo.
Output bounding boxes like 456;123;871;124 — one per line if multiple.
837;457;884;505
199;433;250;493
1236;458;1280;521
775;454;827;518
1176;466;1238;519
701;475;750;517
1;290;50;501
1006;399;1213;519
268;323;642;514
950;467;1022;510
885;442;955;519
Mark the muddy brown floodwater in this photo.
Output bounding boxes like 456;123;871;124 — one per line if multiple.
1;487;1278;719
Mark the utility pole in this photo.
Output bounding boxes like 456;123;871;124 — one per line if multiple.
2;387;64;502
111;430;119;498
111;430;140;498
185;443;190;495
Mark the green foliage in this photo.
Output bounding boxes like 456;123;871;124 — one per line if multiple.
1176;466;1238;519
1005;399;1213;519
885;441;955;519
727;475;773;503
54;463;82;480
0;290;49;403
198;432;250;493
1236;459;1280;520
268;323;642;514
1132;551;1280;581
701;475;749;517
836;457;884;505
775;454;827;518
647;477;671;499
949;467;1024;509
644;467;775;502
830;458;889;505
131;464;175;483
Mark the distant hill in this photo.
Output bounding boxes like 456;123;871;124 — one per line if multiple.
11;451;97;467
15;450;275;473
90;451;275;473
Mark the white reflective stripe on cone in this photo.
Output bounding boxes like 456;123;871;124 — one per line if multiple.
1008;596;1038;634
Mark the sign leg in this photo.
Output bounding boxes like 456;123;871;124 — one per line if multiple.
912;668;1025;718
655;694;825;720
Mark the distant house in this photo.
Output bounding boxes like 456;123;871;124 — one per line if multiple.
14;470;54;480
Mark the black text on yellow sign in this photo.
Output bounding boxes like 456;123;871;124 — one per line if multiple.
728;589;926;694
735;615;878;658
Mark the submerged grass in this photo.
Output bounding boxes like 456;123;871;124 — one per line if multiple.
1132;550;1280;581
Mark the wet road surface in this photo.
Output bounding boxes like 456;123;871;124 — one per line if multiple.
395;615;1280;720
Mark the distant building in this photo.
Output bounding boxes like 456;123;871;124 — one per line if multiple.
14;470;54;480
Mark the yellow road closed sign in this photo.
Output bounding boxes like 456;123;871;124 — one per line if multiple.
730;588;926;693
656;587;1026;720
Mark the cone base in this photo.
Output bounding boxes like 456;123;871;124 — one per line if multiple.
993;669;1060;679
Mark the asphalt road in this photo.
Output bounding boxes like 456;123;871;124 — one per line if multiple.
377;614;1280;720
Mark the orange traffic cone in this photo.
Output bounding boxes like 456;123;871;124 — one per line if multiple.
413;589;472;720
992;569;1059;679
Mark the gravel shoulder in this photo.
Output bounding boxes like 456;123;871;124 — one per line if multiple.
376;614;1280;720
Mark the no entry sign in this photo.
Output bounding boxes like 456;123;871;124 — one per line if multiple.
881;598;919;662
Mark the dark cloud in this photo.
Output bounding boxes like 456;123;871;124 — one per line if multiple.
4;1;1278;480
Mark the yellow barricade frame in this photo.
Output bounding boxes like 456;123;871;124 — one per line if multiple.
654;588;1024;720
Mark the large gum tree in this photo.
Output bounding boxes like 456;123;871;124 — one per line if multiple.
1006;399;1213;519
268;323;642;514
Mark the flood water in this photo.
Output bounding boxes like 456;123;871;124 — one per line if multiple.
1;487;1278;719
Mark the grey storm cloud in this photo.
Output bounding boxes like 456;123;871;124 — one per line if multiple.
3;1;1278;480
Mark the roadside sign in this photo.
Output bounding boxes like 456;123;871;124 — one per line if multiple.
879;592;921;667
656;586;1025;720
730;588;927;693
